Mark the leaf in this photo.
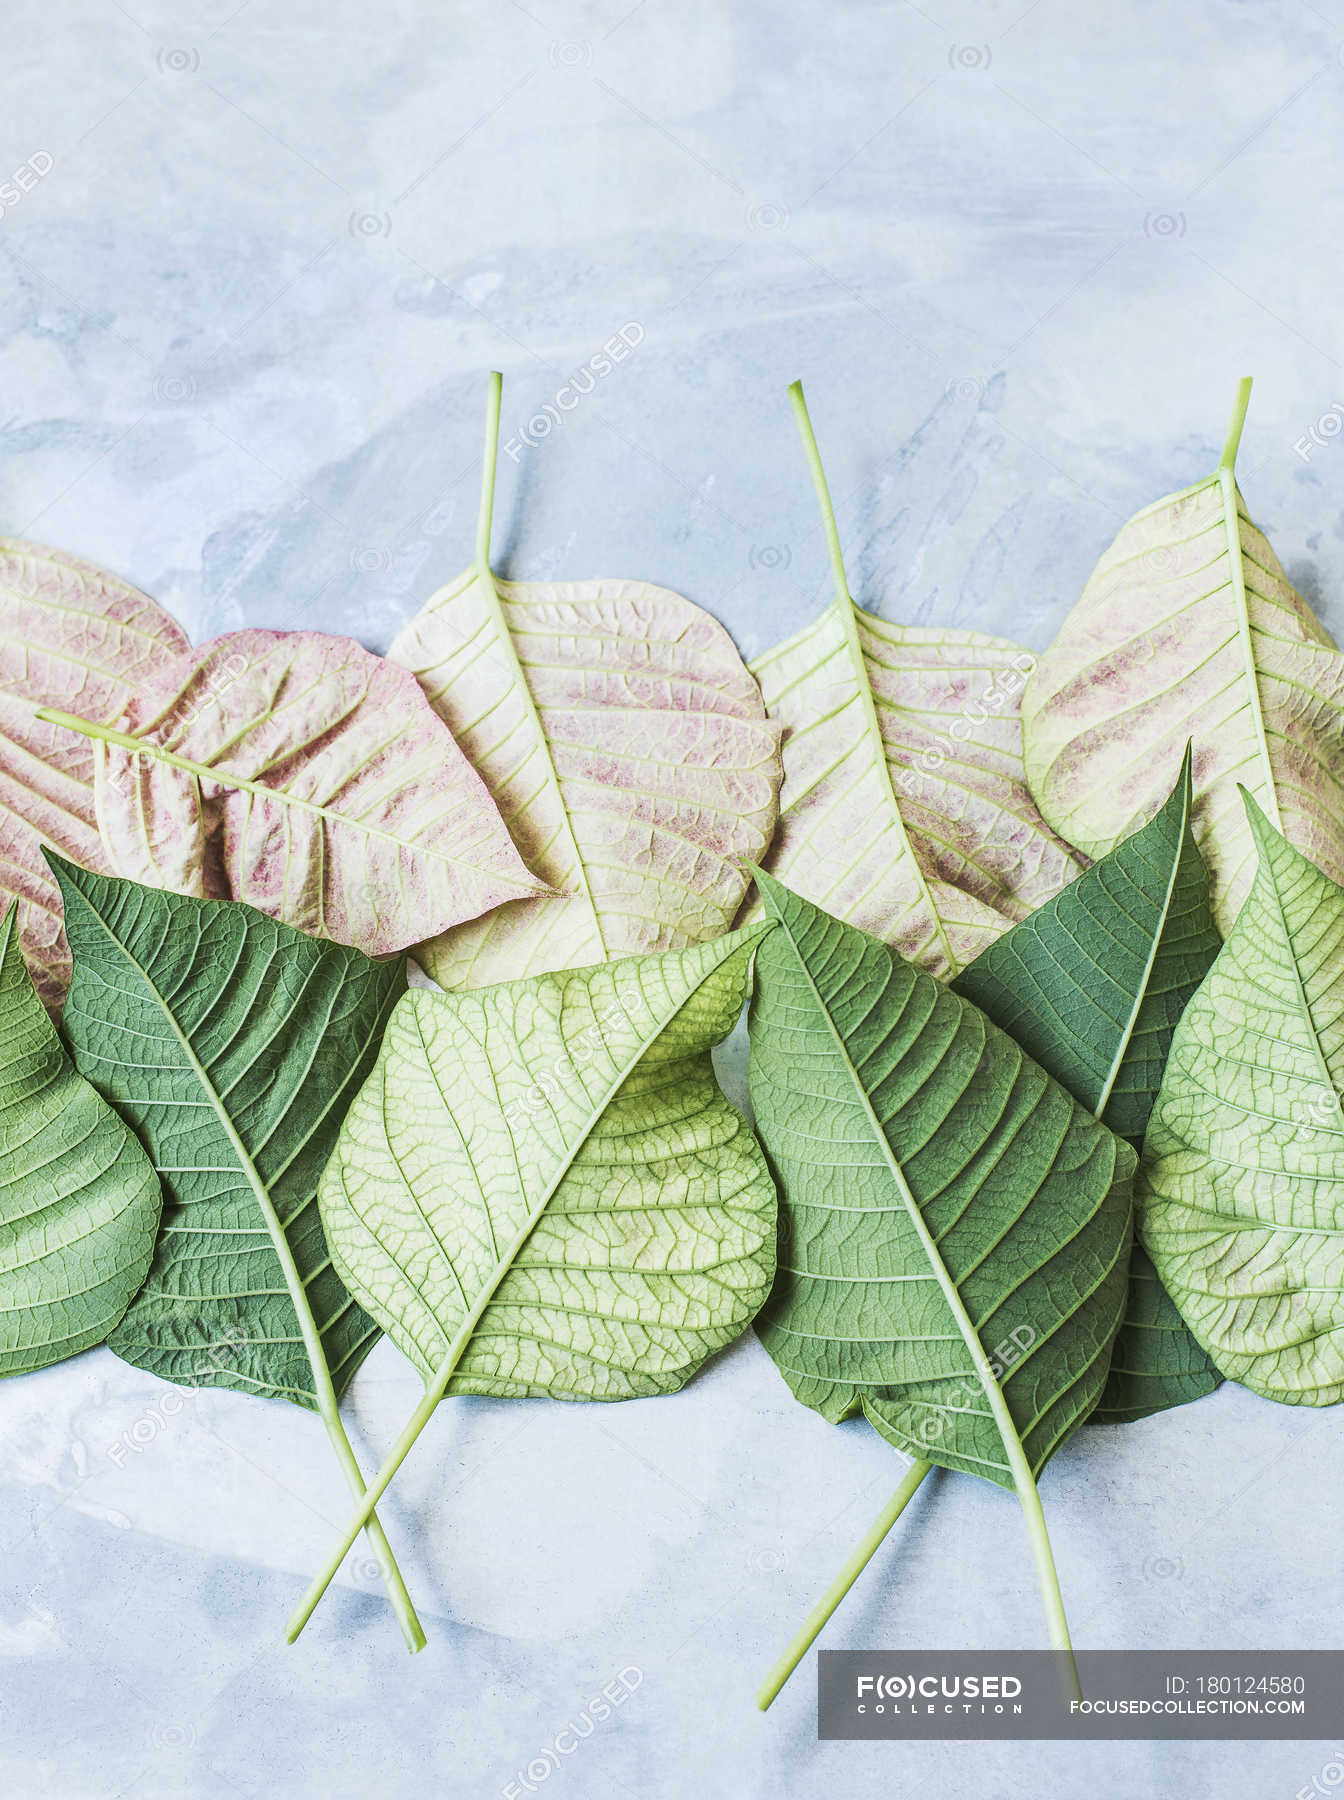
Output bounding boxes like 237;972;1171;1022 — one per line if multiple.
51;855;395;1404
286;925;777;1639
952;751;1223;1423
1140;796;1344;1406
750;382;1083;978
43;628;550;958
0;903;161;1376
749;872;1133;1482
0;540;188;1005
746;872;1132;1676
50;854;426;1646
389;373;781;988
1023;378;1344;937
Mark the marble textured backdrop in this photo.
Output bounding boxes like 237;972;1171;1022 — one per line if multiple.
1;1;1342;1796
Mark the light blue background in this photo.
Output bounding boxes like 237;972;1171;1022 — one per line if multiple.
1;2;1341;1796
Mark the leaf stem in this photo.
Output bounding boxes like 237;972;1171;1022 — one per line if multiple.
1012;1468;1081;1698
788;378;850;612
756;1459;932;1711
476;370;503;576
61;885;425;1654
1218;377;1253;472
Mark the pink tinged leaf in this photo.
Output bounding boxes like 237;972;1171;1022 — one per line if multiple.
0;541;189;1004
751;605;1085;979
389;572;782;988
90;629;551;956
1022;392;1344;936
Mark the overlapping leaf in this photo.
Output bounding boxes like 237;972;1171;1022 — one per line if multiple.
389;373;780;989
52;629;549;958
749;383;1082;978
953;753;1222;1422
0;540;188;1004
753;611;1083;974
52;855;426;1646
0;903;161;1375
1023;380;1344;935
749;872;1134;1484
320;926;777;1398
50;856;400;1406
1141;799;1344;1405
391;573;781;988
287;926;779;1639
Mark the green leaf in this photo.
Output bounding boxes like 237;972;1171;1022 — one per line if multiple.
750;381;1082;977
48;854;427;1651
747;872;1132;1679
286;925;778;1639
0;903;161;1375
1023;378;1344;936
952;751;1223;1422
1140;796;1344;1406
750;872;1133;1481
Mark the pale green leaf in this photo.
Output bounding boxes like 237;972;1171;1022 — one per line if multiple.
952;751;1223;1423
319;926;777;1399
1140;797;1344;1405
287;926;779;1638
1023;379;1344;936
0;902;161;1376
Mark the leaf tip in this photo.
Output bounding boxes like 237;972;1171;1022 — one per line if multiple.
1238;784;1279;855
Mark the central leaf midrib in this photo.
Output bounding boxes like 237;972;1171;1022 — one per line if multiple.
479;567;608;958
833;594;960;976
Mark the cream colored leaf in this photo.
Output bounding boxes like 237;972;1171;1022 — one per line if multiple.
389;376;781;989
751;383;1083;978
0;540;188;1005
47;628;549;957
1022;379;1344;936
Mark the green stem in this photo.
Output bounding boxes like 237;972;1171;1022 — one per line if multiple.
476;370;503;576
788;378;850;612
756;1459;932;1711
1013;1467;1081;1700
1218;376;1253;472
70;905;425;1653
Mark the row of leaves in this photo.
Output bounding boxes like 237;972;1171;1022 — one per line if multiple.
1;373;1336;1693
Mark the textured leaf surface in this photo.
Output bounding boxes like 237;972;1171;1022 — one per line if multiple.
0;904;161;1375
79;629;548;957
320;928;776;1399
390;570;781;988
51;856;401;1407
953;755;1223;1423
749;873;1133;1488
753;609;1083;975
1023;382;1344;936
1140;801;1344;1405
0;541;188;1004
